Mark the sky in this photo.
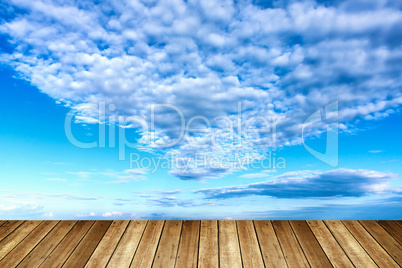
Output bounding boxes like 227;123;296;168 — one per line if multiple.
0;0;401;220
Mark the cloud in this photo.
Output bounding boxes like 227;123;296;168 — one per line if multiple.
238;169;277;179
102;211;123;217
1;0;402;180
66;168;148;182
67;171;94;179
369;150;384;153
46;178;67;182
43;212;54;218
100;168;148;182
195;168;401;199
240;196;402;220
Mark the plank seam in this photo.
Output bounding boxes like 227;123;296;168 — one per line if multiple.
375;221;402;246
96;221;131;267
252;221;267;268
35;220;79;268
173;221;183;268
149;220;166;267
288;221;313;268
340;221;378;267
0;220;25;244
234;221;244;268
14;220;61;267
196;220;201;268
81;221;114;267
0;221;43;263
357;220;400;265
217;220;220;268
322;221;356;267
271;221;290;268
57;220;96;268
102;220;132;267
303;221;333;268
127;220;149;268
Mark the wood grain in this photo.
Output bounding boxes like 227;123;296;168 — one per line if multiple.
175;220;200;268
152;220;182;268
343;220;399;267
219;220;242;268
85;220;129;268
325;220;376;267
359;220;402;266
307;220;353;268
40;221;95;268
289;220;331;268
237;220;264;268
130;220;164;268
107;220;147;268
377;220;402;244
272;221;309;268
62;221;112;268
0;221;41;261
198;220;219;268
254;220;287;268
17;221;76;268
0;220;399;268
0;220;24;242
0;221;58;267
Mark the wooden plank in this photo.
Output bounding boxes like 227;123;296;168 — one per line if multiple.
198;220;219;268
85;220;129;268
343;220;399;267
237;220;264;268
377;220;402;244
395;220;402;228
307;220;353;268
0;221;42;261
219;220;243;268
107;220;147;268
130;220;164;268
0;220;25;242
0;221;59;267
152;220;182;268
289;220;331;268
17;221;76;268
41;221;95;268
325;220;376;267
175;220;200;268
359;220;402;266
272;220;309;268
0;221;7;227
62;221;112;268
254;220;287;268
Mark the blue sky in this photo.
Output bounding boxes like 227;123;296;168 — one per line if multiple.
0;0;401;219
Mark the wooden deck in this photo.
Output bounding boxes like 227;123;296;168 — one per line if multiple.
0;220;401;267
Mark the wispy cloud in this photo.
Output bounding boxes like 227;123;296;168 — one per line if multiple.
67;172;94;179
46;178;67;182
100;169;148;183
369;150;384;153
239;170;277;179
195;169;401;199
